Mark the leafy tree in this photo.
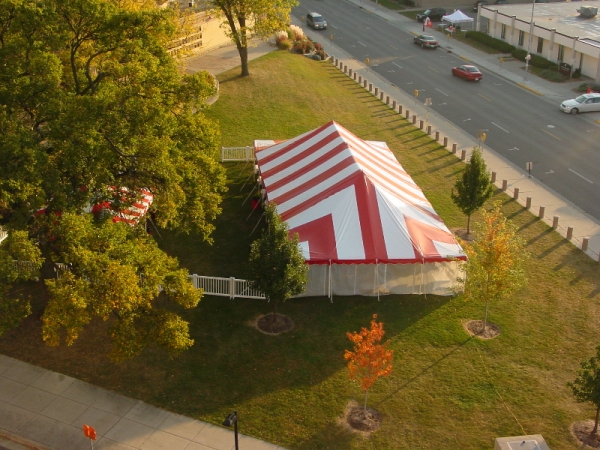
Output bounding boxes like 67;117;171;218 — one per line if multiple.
0;230;43;336
247;203;307;317
210;0;297;76
42;213;201;362
451;147;494;234
344;314;393;415
0;0;225;357
568;344;600;436
457;202;528;332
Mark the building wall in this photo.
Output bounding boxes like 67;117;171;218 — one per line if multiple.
478;8;600;82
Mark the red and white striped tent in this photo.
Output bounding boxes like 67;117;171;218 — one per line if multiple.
254;121;466;297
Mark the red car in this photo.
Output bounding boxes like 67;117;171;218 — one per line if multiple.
452;64;483;81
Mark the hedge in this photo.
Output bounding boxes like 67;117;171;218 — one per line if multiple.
465;31;515;53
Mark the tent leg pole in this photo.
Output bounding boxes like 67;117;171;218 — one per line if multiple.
250;211;266;236
240;171;254;192
242;185;257;207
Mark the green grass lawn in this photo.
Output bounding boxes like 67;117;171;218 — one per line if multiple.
2;50;600;450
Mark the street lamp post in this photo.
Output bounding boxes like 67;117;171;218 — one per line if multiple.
222;411;239;450
525;0;536;80
524;53;532;79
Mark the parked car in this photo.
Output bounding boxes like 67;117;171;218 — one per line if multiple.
414;34;439;49
560;93;600;114
452;64;483;81
306;12;327;30
416;8;447;22
473;0;488;10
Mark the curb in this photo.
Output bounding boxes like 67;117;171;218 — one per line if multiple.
0;430;51;450
516;82;544;96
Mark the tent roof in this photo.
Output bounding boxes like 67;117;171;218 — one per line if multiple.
442;10;474;23
254;121;465;265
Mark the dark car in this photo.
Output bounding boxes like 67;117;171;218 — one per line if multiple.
306;12;327;30
452;64;483;81
473;0;488;10
414;34;439;49
416;8;447;22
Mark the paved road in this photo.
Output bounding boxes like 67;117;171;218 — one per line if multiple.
293;0;600;220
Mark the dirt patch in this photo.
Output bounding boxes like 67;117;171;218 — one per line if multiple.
451;228;475;242
464;319;501;339
248;313;294;335
571;420;600;448
337;400;382;435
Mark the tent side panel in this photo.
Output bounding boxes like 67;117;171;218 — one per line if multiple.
297;264;329;297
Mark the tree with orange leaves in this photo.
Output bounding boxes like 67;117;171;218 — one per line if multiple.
344;314;394;416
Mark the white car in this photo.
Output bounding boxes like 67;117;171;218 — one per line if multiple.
560;93;600;114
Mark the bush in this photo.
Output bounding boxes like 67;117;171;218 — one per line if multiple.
289;24;304;41
277;39;293;51
275;30;288;46
511;49;557;69
293;38;314;54
577;82;600;93
538;69;565;83
465;31;515;53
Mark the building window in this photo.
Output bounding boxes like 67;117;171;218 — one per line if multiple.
537;37;543;53
501;24;506;39
518;30;524;47
558;44;564;62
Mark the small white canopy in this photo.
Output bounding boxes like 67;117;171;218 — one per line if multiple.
442;10;474;29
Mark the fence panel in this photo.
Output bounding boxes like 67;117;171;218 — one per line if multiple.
234;278;266;299
0;228;7;243
221;146;254;162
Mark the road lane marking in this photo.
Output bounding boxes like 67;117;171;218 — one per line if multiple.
463;118;471;121
389;44;398;50
398;55;416;60
546;170;554;174
445;121;459;131
357;41;367;47
509;147;519;151
435;88;449;96
428;66;440;73
392;62;403;69
569;169;593;183
491;122;509;133
542;129;561;141
477;93;492;102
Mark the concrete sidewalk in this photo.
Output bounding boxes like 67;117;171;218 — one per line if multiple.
0;354;285;450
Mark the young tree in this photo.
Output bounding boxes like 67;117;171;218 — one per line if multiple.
457;202;528;332
210;0;297;77
568;344;600;436
344;314;394;416
247;203;307;318
451;147;494;235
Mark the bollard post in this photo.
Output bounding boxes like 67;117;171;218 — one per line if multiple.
582;237;589;251
353;72;357;81
374;87;379;96
452;143;457;154
398;105;403;114
427;125;432;135
405;109;410;119
412;115;417;124
502;179;508;190
552;216;559;229
369;83;373;92
435;131;440;141
461;149;467;161
349;68;353;77
491;171;496;183
419;120;424;130
392;100;396;109
526;197;532;210
344;65;348;74
539;206;545;219
567;226;573;240
513;187;519;199
358;75;362;83
363;79;367;88
386;96;390;105
443;136;448;147
380;92;384;101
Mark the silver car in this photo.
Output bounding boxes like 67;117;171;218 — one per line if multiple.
560;93;600;114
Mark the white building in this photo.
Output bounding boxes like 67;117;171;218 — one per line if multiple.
476;1;600;82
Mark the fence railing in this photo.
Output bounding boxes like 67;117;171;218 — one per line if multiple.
221;146;254;162
189;274;265;299
0;228;7;244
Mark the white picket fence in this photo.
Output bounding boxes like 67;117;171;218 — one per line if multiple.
189;274;265;299
0;228;7;244
221;146;254;162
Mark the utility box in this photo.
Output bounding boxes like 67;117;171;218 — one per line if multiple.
494;435;550;450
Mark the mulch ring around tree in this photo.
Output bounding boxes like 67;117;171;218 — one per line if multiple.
571;420;600;448
452;227;475;242
464;320;501;340
338;400;382;434
250;313;294;335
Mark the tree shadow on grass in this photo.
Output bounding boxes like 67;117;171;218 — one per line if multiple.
294;419;357;450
